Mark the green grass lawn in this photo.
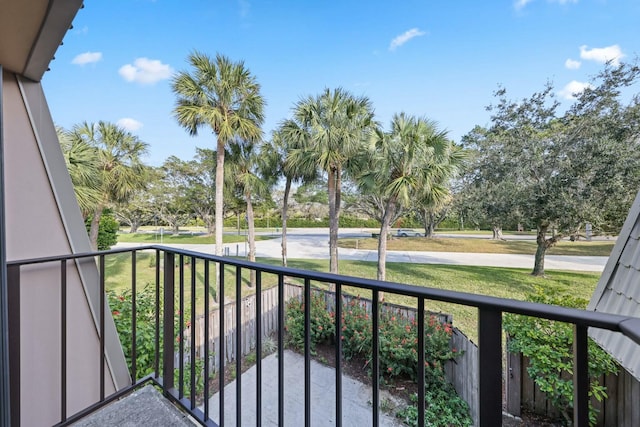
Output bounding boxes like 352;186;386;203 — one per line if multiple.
117;232;275;245
339;236;615;257
105;251;600;342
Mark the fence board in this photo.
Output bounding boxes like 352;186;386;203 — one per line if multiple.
604;370;617;426
446;327;479;426
506;351;521;416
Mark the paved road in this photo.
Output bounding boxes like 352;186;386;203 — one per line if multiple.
116;228;610;272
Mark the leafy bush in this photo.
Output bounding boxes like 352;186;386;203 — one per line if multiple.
223;215;380;228
285;292;472;426
285;293;335;353
86;209;119;250
504;288;619;426
109;284;159;378
109;284;194;383
340;298;372;360
396;386;472;427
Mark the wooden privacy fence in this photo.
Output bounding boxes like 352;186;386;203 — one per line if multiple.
445;328;479;427
183;283;479;425
184;284;303;372
506;349;640;427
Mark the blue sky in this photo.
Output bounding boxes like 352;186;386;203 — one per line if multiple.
43;0;640;166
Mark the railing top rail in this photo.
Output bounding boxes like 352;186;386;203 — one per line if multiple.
8;244;640;345
7;245;156;266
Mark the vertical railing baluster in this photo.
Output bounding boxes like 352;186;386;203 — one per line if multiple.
219;263;225;427
417;299;425;427
304;278;311;427
60;260;67;422
478;308;502;426
99;255;105;401
335;283;343;427
204;260;210;421
235;266;242;426
573;324;589;426
190;257;196;408
372;290;379;427
131;251;137;382
178;255;184;398
155;249;161;378
277;274;285;427
256;270;262;427
163;252;175;392
7;265;20;427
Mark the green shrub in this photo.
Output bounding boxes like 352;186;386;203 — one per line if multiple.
224;215;380;229
285;292;472;426
504;288;619;426
340;298;372;361
86;209;119;250
109;284;159;378
396;386;472;427
285;293;335;353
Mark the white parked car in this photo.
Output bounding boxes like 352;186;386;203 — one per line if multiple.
396;229;423;237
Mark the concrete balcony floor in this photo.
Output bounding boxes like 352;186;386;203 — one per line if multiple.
71;385;196;427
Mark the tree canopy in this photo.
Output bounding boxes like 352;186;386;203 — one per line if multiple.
460;62;640;275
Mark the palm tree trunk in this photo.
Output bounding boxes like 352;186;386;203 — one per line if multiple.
281;177;292;267
377;198;397;283
89;205;104;251
328;167;339;275
214;137;226;301
246;191;256;287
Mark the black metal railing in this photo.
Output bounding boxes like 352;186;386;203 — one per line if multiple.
6;245;640;427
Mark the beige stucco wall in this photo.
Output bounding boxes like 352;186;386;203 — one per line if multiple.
2;70;129;426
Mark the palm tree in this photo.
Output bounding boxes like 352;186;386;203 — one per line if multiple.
284;88;375;274
171;51;265;267
226;139;270;285
70;122;149;250
263;127;318;266
359;113;465;281
57;126;102;217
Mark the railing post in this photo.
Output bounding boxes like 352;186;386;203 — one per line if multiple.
163;251;175;391
573;324;589;426
478;307;502;426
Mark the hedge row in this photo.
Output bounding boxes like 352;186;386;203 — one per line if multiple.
223;216;381;228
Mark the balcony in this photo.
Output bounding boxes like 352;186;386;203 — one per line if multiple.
6;245;640;427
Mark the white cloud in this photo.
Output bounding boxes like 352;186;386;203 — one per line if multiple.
71;51;102;65
117;118;143;132
516;0;577;10
118;58;173;84
579;45;625;66
565;58;581;69
558;80;593;100
514;0;534;10
74;26;89;36
238;0;250;18
389;28;426;51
